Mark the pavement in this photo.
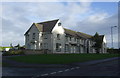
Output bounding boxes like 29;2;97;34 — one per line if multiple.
2;56;120;77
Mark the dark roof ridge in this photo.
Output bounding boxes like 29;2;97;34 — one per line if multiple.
64;28;93;38
37;19;59;24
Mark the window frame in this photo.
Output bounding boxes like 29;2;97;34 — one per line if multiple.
58;22;61;26
57;34;60;40
56;43;61;52
32;33;35;39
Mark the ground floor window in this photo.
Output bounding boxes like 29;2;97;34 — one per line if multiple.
56;43;61;52
65;44;69;52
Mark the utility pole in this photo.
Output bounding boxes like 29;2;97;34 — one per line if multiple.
111;26;117;49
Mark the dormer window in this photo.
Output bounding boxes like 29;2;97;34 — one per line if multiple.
58;22;61;26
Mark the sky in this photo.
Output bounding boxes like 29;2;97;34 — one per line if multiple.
1;1;119;48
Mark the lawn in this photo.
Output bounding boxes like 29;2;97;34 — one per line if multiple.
9;54;120;64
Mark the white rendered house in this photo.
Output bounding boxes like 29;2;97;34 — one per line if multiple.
24;19;107;53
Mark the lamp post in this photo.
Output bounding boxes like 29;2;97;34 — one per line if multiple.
111;26;117;48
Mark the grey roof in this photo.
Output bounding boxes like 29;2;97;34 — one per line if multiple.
37;19;59;32
25;19;93;40
64;28;93;39
24;19;59;35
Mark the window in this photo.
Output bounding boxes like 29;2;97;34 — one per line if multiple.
32;33;35;39
57;34;60;40
69;37;71;41
66;36;68;41
44;43;48;49
74;38;76;41
26;34;29;41
40;43;42;46
56;43;61;52
41;34;43;37
77;38;79;43
65;44;69;52
58;22;61;26
44;34;47;39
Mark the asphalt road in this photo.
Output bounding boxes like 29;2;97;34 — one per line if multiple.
49;59;120;76
2;57;120;77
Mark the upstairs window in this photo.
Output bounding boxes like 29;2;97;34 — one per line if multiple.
41;34;43;37
44;34;47;39
58;22;61;26
69;37;71;41
57;34;60;40
32;33;35;39
74;38;76;41
77;38;79;43
66;36;68;41
40;43;42;48
26;34;29;41
56;43;61;52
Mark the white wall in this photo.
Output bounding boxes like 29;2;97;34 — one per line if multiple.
25;24;40;49
52;20;65;53
25;21;107;54
40;32;52;51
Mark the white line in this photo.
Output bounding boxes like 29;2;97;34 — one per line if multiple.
65;69;70;71
50;72;57;74
41;73;49;76
76;67;80;69
71;68;75;70
36;75;40;77
58;71;63;73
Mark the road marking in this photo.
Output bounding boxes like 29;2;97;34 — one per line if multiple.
36;75;40;77
76;67;80;69
50;72;57;74
65;69;70;71
58;70;63;73
41;73;49;76
40;67;80;76
71;68;75;70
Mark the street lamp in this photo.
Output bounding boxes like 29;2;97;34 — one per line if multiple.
111;26;117;48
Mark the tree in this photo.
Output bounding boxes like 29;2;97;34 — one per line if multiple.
10;43;13;48
92;32;102;54
15;44;20;49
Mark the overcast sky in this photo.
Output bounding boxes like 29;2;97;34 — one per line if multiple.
1;2;118;48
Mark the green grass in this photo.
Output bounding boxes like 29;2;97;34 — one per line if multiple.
9;54;120;64
0;46;11;51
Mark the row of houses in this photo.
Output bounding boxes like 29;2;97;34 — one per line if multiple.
24;19;107;54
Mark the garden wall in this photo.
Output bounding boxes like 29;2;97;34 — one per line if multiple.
8;49;52;55
23;49;52;55
107;49;120;54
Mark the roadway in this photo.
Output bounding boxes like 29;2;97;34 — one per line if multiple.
2;57;120;77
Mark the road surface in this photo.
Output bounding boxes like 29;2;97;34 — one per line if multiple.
2;57;120;77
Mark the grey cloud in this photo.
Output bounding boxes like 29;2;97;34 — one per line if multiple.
1;2;118;48
75;13;118;48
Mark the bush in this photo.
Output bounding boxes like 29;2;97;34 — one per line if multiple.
3;50;24;56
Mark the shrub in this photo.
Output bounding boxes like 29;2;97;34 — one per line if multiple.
3;50;24;56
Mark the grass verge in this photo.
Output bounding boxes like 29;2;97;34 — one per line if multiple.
8;54;120;64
